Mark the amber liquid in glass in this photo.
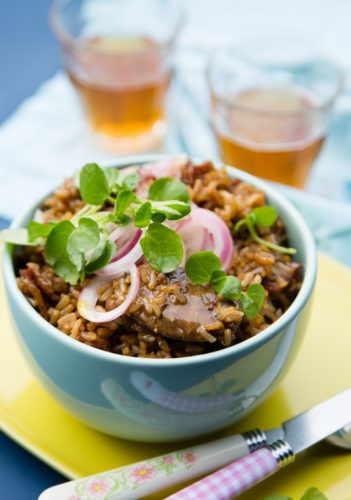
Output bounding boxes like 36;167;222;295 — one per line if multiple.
68;37;171;150
215;88;325;188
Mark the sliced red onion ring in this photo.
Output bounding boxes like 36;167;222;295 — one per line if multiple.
203;230;214;252
108;227;124;245
109;225;142;262
134;158;185;198
78;264;139;323
97;241;143;276
177;206;234;272
135;167;155;198
142;156;186;179
177;224;209;257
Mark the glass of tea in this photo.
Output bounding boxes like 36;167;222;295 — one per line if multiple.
50;0;182;152
207;37;343;188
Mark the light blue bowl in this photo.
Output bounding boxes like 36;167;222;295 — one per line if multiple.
3;155;317;442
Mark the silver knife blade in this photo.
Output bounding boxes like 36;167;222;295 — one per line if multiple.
264;428;285;444
272;388;351;454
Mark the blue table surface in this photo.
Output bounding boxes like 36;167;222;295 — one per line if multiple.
0;1;67;499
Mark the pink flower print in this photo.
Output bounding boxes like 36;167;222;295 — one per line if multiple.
68;496;80;500
130;464;156;484
163;455;175;464
182;450;197;465
85;478;114;497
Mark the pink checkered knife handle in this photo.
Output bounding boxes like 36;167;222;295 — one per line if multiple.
167;442;294;500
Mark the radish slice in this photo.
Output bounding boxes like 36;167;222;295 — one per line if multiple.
177;206;234;272
78;264;139;323
97;241;143;276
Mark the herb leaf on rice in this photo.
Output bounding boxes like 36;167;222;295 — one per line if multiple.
79;163;110;205
185;251;266;319
44;220;80;284
134;202;152;228
234;205;296;255
185;251;221;284
140;222;184;273
28;221;54;242
148;177;191;203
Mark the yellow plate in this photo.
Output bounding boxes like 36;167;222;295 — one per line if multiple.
1;253;351;500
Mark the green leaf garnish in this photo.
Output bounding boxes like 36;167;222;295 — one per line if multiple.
117;214;132;225
28;221;54;242
104;167;120;190
104;167;140;193
251;206;278;228
140;222;184;273
114;189;136;219
151;212;166;223
234;205;296;255
66;218;102;273
147;177;191;221
68;218;100;253
185;251;221;284
84;234;106;264
264;487;328;500
184;251;265;319
263;496;292;500
300;487;328;500
151;200;191;220
0;228;33;245
79;163;110;205
121;171;140;191
240;283;265;320
148;177;190;203
211;271;242;301
85;239;115;273
134;202;152;228
44;221;80;284
67;238;84;272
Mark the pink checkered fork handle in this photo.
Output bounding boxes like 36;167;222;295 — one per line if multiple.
166;440;294;500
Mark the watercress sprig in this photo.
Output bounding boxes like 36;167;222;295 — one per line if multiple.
78;164;190;223
0;163;192;283
185;251;265;320
140;222;184;273
78;164;191;275
79;163;141;205
234;206;296;255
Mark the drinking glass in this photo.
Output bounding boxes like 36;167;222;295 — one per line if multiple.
207;37;343;188
51;0;182;152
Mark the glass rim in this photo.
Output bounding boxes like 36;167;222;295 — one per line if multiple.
206;45;345;116
50;0;183;53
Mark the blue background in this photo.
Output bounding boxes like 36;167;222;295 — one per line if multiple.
0;1;67;498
